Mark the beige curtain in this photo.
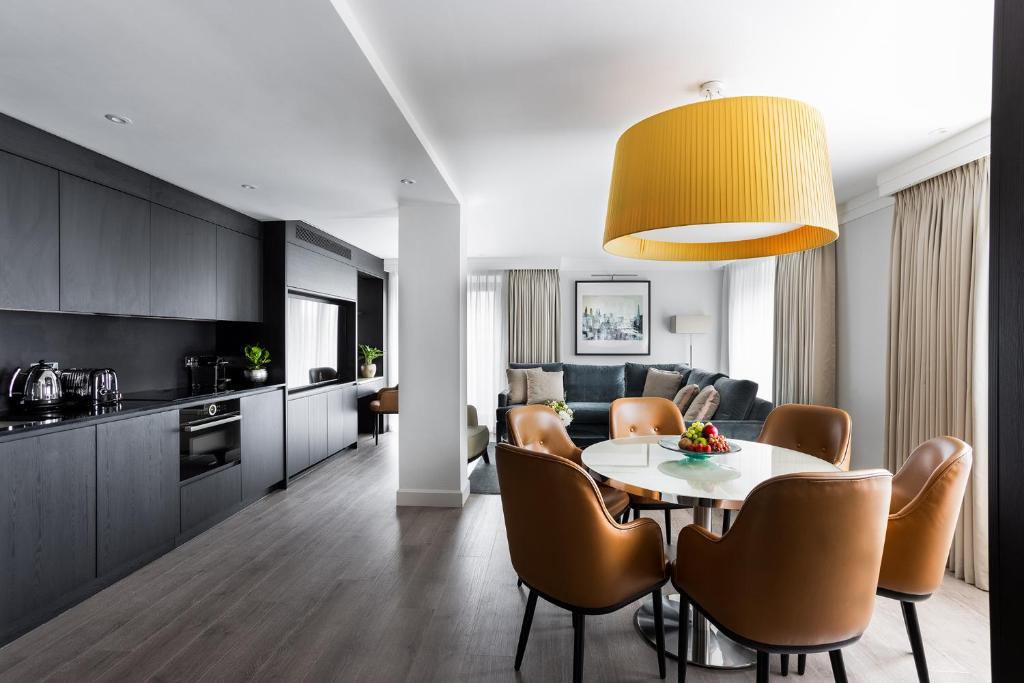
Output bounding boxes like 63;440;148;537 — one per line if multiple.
885;156;989;589
773;244;837;406
507;269;560;363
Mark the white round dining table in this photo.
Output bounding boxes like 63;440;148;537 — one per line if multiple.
581;435;841;670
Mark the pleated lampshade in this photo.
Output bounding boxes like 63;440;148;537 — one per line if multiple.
603;96;839;261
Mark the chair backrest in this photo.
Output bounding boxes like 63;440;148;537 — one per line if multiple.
609;397;685;438
680;470;892;648
495;443;664;608
878;436;972;596
757;403;852;470
308;367;338;383
506;405;581;464
467;405;479;427
375;386;399;412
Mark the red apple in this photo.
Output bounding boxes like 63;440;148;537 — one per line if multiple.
703;423;718;438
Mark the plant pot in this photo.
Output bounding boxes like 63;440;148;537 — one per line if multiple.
244;368;268;383
360;363;377;379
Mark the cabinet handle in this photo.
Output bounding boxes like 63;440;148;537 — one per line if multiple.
181;414;242;433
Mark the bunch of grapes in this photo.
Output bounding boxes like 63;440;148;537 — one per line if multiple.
707;433;729;453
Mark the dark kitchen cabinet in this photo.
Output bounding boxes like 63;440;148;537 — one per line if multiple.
217;226;262;322
285;242;357;301
150;205;217;319
241;389;285;500
96;411;179;577
308;392;329;466
287;396;310;477
59;173;151;315
0;149;59;311
0;428;96;642
180;465;241;536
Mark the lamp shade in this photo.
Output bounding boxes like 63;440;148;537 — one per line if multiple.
670;315;713;335
604;96;839;261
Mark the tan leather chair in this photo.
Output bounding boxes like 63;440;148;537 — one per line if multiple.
506;405;630;521
672;470;892;683
496;443;670;682
872;436;973;683
369;384;398;445
609;397;688;543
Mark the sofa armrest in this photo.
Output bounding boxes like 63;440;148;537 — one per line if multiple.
711;420;765;442
498;390;511;408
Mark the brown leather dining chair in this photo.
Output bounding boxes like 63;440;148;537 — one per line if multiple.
750;404;852;676
872;436;972;682
672;470;892;683
369;384;398;445
609;397;689;542
496;443;670;683
506;405;630;522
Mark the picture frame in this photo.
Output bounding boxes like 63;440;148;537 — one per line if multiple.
575;280;651;356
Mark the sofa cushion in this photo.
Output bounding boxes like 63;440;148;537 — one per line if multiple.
672;383;700;412
563;363;625;402
686;367;726;388
683;386;720;422
525;368;564;404
748;397;774;421
566;401;610;425
642;368;684;399
712;377;759;420
510;362;563;372
506;368;529;404
624;362;690;397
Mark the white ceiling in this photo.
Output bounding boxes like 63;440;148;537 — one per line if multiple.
0;1;993;261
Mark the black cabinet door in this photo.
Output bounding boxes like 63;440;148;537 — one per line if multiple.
286;396;310;477
96;411;179;577
343;383;359;448
180;465;241;535
0;150;59;311
0;428;96;641
150;205;217;319
59;173;151;315
241;390;285;500
308;392;329;465
217;227;262;322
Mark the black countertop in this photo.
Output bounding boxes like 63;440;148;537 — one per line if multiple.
0;382;285;444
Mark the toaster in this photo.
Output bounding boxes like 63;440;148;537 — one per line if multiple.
62;368;122;406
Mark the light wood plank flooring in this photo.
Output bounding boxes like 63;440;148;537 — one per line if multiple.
0;434;990;682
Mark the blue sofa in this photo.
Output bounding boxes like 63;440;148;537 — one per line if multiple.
496;362;772;447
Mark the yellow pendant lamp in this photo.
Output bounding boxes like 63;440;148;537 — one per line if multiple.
603;90;838;261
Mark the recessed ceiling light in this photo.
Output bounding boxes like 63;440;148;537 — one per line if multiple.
400;178;416;185
104;114;132;125
240;184;258;190
928;127;949;136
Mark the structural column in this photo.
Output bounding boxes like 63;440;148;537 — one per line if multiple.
396;203;468;507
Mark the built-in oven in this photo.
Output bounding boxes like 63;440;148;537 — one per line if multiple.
179;399;241;481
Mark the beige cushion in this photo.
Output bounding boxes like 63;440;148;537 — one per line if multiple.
507;368;529;404
525;368;565;404
467;425;490;460
642;368;683;399
672;383;700;413
683;385;720;422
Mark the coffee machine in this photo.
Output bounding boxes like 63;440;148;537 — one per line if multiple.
185;355;229;391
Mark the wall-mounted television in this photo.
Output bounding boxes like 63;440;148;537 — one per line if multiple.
286;293;343;389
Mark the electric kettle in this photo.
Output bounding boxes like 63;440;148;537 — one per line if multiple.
8;360;64;408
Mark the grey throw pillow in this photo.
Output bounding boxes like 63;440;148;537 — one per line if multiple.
672;383;700;413
683;386;721;422
506;368;529;404
642;368;683;399
526;368;565;405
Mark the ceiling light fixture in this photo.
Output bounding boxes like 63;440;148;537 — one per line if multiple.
240;184;257;190
603;81;838;261
400;178;416;185
104;114;132;125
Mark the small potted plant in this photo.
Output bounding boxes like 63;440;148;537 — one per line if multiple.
243;343;271;383
546;400;574;427
359;344;383;378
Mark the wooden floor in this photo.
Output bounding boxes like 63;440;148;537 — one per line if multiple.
0;434;990;682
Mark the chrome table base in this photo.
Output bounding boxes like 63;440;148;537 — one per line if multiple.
635;593;755;669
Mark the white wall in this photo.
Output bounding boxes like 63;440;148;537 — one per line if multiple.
836;203;894;469
559;269;723;370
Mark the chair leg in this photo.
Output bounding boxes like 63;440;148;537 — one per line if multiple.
828;650;847;683
756;651;769;683
572;612;586;683
901;601;930;682
798;654;806;675
517;577;523;588
482;448;490;465
678;595;690;683
781;653;789;676
722;509;732;534
514;589;538;671
664;509;672;544
652;588;666;679
374;414;379;445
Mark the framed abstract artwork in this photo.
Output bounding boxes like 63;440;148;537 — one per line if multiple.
575;280;651;355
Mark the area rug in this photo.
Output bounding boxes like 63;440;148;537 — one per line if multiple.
468;446;500;494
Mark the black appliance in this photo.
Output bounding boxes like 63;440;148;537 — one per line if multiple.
185;355;229;391
179;399;241;481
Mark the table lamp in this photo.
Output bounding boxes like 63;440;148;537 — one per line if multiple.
670;315;713;368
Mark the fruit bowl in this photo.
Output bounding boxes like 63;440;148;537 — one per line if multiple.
658;437;742;459
658;421;741;458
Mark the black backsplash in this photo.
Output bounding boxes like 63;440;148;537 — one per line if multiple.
0;310;216;409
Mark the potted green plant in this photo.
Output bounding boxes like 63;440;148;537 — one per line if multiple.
359;344;383;378
243;343;271;383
